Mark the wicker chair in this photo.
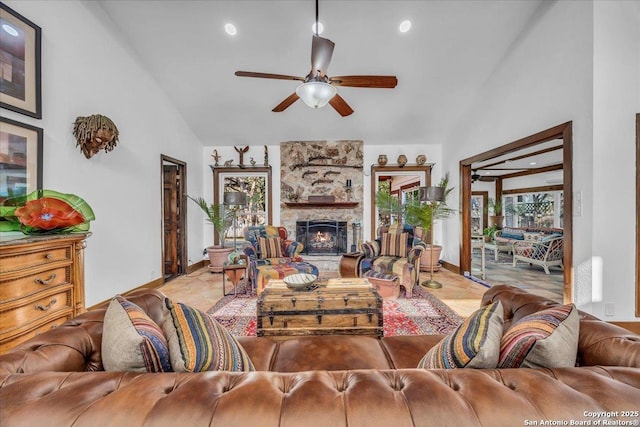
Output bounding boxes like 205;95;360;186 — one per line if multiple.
512;236;564;274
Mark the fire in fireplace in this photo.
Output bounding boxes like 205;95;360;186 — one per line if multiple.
296;220;347;255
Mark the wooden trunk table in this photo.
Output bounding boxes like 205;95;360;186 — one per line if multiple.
257;278;383;340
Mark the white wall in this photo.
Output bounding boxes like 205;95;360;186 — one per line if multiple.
441;0;594;276
3;1;205;305
591;0;640;319
439;0;639;321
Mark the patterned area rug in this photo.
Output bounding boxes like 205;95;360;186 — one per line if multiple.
207;284;463;337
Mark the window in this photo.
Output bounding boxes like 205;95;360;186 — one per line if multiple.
504;191;563;228
212;166;272;246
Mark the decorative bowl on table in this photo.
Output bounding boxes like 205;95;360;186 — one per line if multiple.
283;273;318;290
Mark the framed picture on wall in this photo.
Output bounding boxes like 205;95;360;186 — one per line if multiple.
0;116;43;202
0;2;42;119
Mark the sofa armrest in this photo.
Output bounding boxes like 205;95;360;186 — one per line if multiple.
482;285;640;368
282;239;303;258
0;311;105;374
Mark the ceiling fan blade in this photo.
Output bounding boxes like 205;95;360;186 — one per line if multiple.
272;92;300;112
235;71;305;81
328;94;354;117
330;75;398;88
311;35;335;77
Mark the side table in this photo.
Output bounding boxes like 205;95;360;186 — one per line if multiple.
339;252;364;278
222;262;247;296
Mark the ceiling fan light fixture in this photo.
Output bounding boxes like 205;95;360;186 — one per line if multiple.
295;81;336;109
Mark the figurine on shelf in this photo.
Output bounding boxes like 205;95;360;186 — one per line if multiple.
212;149;221;166
377;154;388;166
416;154;427;165
264;145;269;166
397;154;408;167
235;146;249;167
250;157;256;166
224;159;233;166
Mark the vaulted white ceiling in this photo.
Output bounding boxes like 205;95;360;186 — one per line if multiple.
95;0;544;146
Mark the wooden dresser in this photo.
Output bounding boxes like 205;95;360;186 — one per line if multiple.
0;233;89;354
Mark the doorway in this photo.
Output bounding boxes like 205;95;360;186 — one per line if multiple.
459;122;573;303
161;155;187;282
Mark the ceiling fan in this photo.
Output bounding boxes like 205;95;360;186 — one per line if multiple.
234;0;398;117
471;170;499;183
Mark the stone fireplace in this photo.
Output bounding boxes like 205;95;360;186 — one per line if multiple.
280;141;364;253
296;220;348;255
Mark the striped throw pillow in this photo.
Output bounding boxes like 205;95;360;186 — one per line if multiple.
361;240;380;258
162;298;254;372
418;301;504;369
498;304;578;368
380;232;409;257
258;236;283;259
102;296;172;372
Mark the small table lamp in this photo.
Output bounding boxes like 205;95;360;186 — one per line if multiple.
223;192;248;259
419;186;445;289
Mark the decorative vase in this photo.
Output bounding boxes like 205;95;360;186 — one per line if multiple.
416;154;427;165
377;154;388;166
397;154;407;167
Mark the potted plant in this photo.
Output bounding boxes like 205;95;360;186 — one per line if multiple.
187;195;234;272
375;186;402;231
483;225;498;242
405;173;455;272
488;197;504;229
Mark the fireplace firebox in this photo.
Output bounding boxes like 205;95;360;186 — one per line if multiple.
296;220;348;255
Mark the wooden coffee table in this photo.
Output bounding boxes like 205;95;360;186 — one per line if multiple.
256;278;383;340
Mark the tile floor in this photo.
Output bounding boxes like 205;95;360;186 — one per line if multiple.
471;247;563;302
160;265;489;318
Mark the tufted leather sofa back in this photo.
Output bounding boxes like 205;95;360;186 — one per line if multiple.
2;285;639;376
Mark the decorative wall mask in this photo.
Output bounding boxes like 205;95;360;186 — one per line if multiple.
72;114;120;159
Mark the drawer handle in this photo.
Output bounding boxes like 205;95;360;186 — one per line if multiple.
35;298;57;311
34;274;57;285
44;253;53;259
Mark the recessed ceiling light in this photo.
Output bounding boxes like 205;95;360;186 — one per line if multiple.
399;20;411;33
530;162;537;165
224;23;237;36
485;171;491;175
312;22;324;35
2;24;19;37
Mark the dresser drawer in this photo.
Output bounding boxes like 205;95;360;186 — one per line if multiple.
0;266;71;304
0;312;71;354
0;246;72;275
0;288;73;337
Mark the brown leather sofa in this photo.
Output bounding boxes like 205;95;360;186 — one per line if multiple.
1;285;639;426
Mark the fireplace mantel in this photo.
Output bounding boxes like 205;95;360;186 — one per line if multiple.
284;202;359;209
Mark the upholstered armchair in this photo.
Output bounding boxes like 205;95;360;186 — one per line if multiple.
512;236;564;274
241;225;315;292
359;224;423;297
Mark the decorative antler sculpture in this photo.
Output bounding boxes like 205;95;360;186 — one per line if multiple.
72;114;120;159
235;146;249;167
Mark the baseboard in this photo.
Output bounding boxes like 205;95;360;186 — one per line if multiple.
441;261;460;274
609;321;640;334
88;261;207;311
187;259;206;273
87;277;164;311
